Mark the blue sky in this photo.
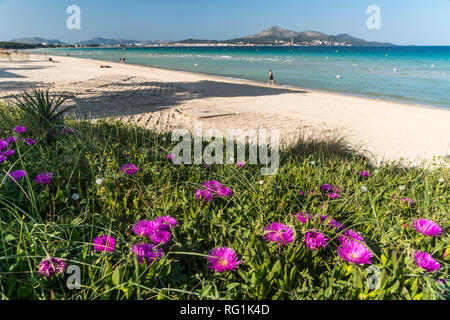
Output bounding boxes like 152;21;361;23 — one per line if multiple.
0;0;449;45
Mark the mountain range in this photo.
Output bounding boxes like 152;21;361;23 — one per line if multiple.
9;37;66;45
8;37;172;46
76;38;172;45
8;26;395;46
176;26;395;46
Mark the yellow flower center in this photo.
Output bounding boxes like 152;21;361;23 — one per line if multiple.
218;258;228;267
350;253;359;260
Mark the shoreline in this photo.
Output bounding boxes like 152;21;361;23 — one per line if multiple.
36;50;449;111
1;53;450;164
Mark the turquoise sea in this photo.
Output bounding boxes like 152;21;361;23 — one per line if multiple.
40;46;450;109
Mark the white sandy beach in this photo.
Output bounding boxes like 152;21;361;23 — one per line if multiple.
1;53;449;165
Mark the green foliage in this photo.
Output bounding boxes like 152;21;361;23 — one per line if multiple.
0;105;448;300
0;42;37;49
14;88;72;132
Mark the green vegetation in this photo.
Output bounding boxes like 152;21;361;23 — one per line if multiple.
0;42;72;50
0;97;448;300
0;42;37;50
14;88;72;132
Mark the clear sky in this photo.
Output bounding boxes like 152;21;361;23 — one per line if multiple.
0;0;449;45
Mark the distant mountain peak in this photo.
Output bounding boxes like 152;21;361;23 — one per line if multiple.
335;33;354;39
242;26;300;40
300;31;327;37
265;25;288;32
76;37;137;45
9;37;66;45
75;37;172;45
224;26;394;46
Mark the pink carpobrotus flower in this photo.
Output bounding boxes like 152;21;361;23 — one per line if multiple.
132;220;160;237
2;149;14;157
263;222;295;248
34;172;53;185
203;180;232;197
121;164;138;175
296;212;312;224
327;192;339;200
304;231;328;251
414;251;440;272
195;189;214;202
24;138;36;146
319;215;345;231
37;257;66;278
8;170;27;182
6;137;17;144
216;186;232;197
358;171;370;178
236;161;245;168
337;241;373;265
132;243;164;264
338;229;365;245
93;235;116;253
413;219;442;237
207;247;241;273
298;190;304;196
320;184;342;199
400;198;415;206
195;180;232;202
320;184;335;193
0;155;6;163
131;220;172;245
167;154;174;161
150;227;172;245
13;126;26;134
154;215;178;228
202;180;221;191
61;128;75;135
0;140;9;151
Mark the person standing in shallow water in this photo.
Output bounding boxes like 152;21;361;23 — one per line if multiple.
268;69;274;85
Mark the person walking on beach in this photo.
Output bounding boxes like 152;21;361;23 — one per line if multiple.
268;69;274;85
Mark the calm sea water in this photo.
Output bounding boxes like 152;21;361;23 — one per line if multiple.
39;46;450;109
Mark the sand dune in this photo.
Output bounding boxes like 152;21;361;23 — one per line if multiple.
1;53;449;165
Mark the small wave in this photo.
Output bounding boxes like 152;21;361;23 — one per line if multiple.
211;55;233;60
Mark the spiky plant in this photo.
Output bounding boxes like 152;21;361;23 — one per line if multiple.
14;88;72;130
